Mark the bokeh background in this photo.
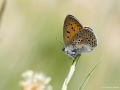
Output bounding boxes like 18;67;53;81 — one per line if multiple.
0;0;120;90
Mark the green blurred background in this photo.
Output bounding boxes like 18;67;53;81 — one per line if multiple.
0;0;120;90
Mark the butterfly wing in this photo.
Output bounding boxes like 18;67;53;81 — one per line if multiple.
63;15;83;45
70;27;97;51
63;15;97;58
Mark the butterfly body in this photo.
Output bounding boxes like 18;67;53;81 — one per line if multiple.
63;15;97;59
63;44;91;59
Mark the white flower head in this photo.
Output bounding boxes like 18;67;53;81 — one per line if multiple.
20;70;52;90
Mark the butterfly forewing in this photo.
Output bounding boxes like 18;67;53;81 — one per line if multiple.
63;15;83;45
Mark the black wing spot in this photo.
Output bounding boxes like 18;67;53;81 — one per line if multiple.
94;41;96;43
91;38;94;40
67;36;69;38
68;23;71;25
67;31;70;33
86;38;88;40
89;43;91;45
77;33;79;36
88;39;90;42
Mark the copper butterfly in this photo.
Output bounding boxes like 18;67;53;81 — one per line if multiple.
62;15;97;59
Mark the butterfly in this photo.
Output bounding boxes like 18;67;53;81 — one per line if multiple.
62;15;97;59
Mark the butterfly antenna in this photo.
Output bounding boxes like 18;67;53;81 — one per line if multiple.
56;36;64;47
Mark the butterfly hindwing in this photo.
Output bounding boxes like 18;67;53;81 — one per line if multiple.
70;27;97;49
